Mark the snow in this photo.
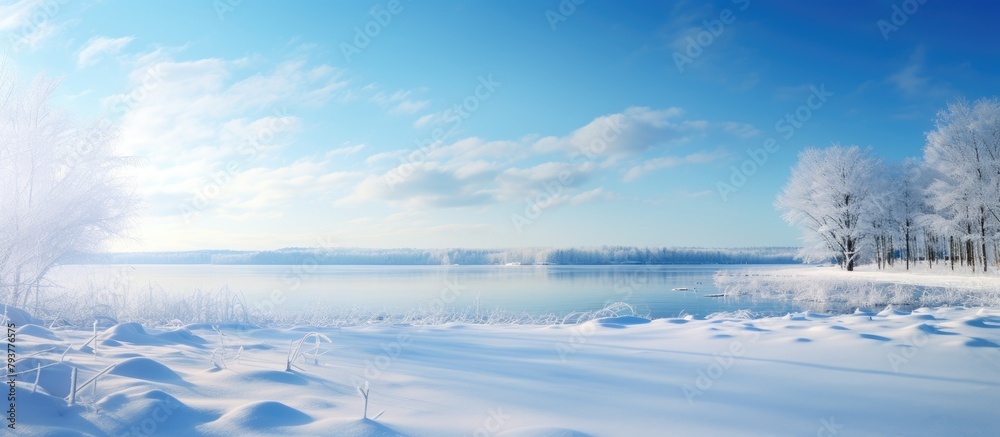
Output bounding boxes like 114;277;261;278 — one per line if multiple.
8;304;1000;436
715;265;1000;310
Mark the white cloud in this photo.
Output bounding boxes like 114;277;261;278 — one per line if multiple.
326;143;367;158
343;162;494;208
533;106;703;162
371;89;430;115
340;106;741;211
391;99;430;115
623;150;729;182
364;150;406;165
0;0;73;51
428;137;528;163
413;112;443;128
679;190;713;198
78;36;135;68
570;187;616;205
886;47;951;98
721;122;760;138
111;54;353;223
890;67;924;95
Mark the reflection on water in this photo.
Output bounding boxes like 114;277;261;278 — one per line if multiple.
52;264;813;319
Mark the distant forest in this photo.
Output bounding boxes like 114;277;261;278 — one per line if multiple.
65;246;802;266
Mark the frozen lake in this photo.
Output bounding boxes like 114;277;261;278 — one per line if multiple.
53;264;810;319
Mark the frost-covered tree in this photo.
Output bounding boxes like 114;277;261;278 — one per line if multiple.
923;98;1000;272
868;162;900;270
0;72;139;306
776;145;882;271
893;159;931;270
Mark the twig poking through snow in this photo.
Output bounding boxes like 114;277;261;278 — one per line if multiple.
356;380;384;420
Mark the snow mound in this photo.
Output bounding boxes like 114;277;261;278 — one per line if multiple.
964;315;1000;329
912;323;959;336
213;400;313;429
156;327;209;345
498;426;596;437
15;324;60;341
12;386;101;435
0;303;42;326
102;389;214;435
103;322;207;347
109;357;185;383
16;359;75;397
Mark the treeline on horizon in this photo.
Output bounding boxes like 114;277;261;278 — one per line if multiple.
66;246;802;266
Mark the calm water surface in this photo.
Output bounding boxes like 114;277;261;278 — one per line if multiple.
54;264;811;318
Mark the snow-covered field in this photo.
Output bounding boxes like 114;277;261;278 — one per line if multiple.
715;265;1000;311
6;301;1000;436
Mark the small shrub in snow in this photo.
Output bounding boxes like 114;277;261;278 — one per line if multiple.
285;332;332;372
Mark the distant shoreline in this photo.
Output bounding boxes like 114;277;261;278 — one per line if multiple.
61;246;804;266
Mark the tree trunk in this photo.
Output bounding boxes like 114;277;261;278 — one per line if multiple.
905;229;911;270
981;212;988;272
950;236;955;271
846;238;855;271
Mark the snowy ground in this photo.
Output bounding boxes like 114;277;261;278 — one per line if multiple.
6;303;1000;436
714;265;1000;311
765;264;1000;288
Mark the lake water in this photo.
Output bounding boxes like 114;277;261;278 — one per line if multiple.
53;264;809;320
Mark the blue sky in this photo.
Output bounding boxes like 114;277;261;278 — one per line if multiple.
3;0;999;251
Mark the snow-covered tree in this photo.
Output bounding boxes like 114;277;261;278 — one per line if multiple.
0;72;139;306
775;145;883;271
893;159;931;270
923;97;1000;272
